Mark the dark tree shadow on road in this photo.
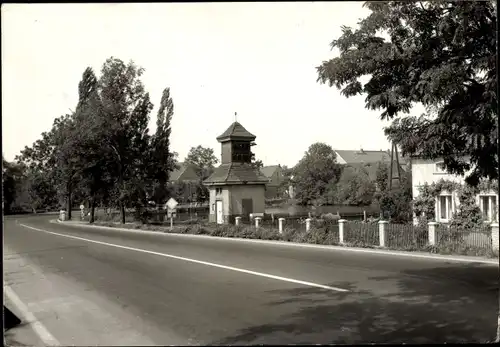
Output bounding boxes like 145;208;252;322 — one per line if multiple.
210;263;499;345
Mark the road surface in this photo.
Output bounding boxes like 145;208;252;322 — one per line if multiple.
4;215;499;345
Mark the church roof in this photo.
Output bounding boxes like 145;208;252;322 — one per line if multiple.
203;163;270;186
216;122;256;142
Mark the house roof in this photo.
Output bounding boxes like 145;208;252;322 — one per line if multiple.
203;163;270;185
260;165;281;178
335;149;391;164
335;149;408;166
170;162;199;182
216;122;256;142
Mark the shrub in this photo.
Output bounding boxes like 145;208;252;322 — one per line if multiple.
324;229;340;245
239;227;259;239
304;227;328;244
254;227;281;240
281;227;298;242
291;230;309;243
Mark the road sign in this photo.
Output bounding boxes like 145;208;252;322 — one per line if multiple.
165;198;178;210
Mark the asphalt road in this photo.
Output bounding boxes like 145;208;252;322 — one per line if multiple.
4;215;499;345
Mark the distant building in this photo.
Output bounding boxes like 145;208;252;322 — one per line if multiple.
169;162;199;183
168;162;200;203
260;165;284;199
334;148;409;189
335;148;409;169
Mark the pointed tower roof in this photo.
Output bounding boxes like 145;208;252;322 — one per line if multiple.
216;122;256;142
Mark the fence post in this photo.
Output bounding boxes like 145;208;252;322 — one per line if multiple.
305;218;311;232
428;221;439;246
363;210;367;222
235;216;241;226
255;217;261;229
338;219;347;244
491;223;499;251
378;220;388;247
278;218;285;234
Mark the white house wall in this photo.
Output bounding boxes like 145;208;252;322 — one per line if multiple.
411;158;472;200
411;157;498;224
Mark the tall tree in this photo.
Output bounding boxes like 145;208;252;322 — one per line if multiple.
149;87;176;205
16;113;81;219
98;57;154;224
73;67;112;223
317;1;497;186
292;142;342;206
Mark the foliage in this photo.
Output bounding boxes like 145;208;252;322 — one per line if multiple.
413;178;485;229
250;158;264;170
334;164;376;206
14;57;177;223
372;161;413;222
2;157;25;213
478;178;499;193
413;183;436;219
277;165;293;199
317;1;497;186
148;87;176;205
375;161;389;192
98;57;154;223
292;142;342;206
185;145;219;180
449;185;484;230
184;145;219;202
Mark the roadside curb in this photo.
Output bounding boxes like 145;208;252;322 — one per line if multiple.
52;219;500;265
4;285;60;346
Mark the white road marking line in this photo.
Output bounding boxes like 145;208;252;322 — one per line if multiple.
19;223;349;293
4;285;61;346
53;220;500;266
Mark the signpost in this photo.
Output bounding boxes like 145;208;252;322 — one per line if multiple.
165;198;178;231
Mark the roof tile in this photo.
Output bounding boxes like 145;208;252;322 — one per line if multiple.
216;122;256;141
204;163;270;185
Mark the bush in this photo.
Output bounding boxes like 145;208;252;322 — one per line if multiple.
281;227;298;242
254;227;281;240
304;227;328;244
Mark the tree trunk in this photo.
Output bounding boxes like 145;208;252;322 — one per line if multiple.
89;197;96;224
66;183;72;220
120;202;126;224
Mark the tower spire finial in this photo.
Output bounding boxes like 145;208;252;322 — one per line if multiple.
234;112;237;122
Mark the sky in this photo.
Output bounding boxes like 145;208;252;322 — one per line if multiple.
2;2;424;167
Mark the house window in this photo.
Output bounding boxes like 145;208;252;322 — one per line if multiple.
438;195;453;221
215;188;222;195
435;161;446;173
480;195;498;222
